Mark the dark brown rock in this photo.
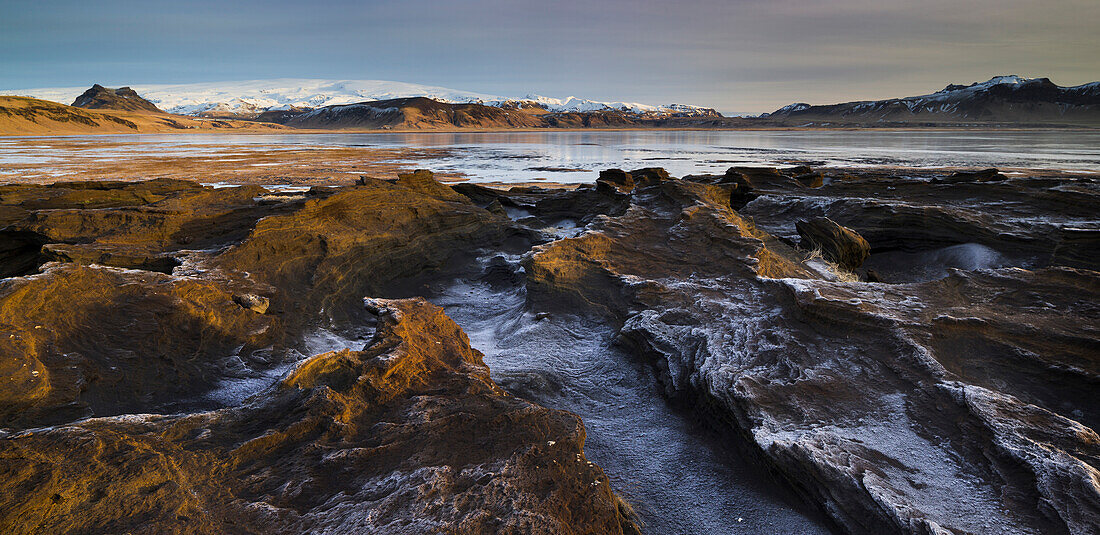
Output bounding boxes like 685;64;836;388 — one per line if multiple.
0;298;639;534
932;167;1007;184
0;179;299;275
793;171;824;188
522;169;1100;534
734;170;1100;271
0;264;278;427
597;169;634;193
627;167;671;188
232;293;270;314
214;177;509;327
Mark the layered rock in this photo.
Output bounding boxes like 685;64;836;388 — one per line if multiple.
215;171;512;327
521;168;1100;534
0;298;639;534
0;174;640;534
0;263;278;427
736;167;1100;272
2;167;1096;534
0;179;308;276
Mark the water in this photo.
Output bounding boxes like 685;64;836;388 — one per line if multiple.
863;242;1016;283
2;129;1098;183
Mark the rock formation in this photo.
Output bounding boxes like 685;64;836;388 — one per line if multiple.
517;166;1100;534
0;298;638;534
0;173;640;534
1;167;1097;534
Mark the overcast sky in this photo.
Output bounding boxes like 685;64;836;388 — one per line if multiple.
2;0;1097;113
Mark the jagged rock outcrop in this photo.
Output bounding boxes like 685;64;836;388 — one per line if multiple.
215;171;512;327
0;178;308;276
0;174;641;534
1;167;1096;534
0;298;639;534
520;168;1100;534
0;263;278;427
0;173;520;428
736;167;1100;272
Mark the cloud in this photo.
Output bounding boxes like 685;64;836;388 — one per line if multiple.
2;0;1097;113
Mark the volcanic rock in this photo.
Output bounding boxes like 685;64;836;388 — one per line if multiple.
520;168;1100;534
215;174;511;327
932;167;1007;184
0;298;639;534
0;179;301;276
737;168;1100;271
0;263;277;427
596;169;634;193
2;167;1097;534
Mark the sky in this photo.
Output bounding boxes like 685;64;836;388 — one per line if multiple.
1;0;1098;114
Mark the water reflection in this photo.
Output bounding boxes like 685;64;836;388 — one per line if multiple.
4;129;1098;183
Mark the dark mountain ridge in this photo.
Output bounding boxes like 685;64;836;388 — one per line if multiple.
763;75;1100;126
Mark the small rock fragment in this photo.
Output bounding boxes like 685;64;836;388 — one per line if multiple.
232;293;270;314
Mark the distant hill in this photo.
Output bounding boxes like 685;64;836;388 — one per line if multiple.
0;95;289;135
255;96;721;130
268;97;544;129
72;84;163;113
763;76;1100;126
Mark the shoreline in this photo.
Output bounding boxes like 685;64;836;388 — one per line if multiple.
3;124;1099;138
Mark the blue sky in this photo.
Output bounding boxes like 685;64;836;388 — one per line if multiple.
2;0;1097;113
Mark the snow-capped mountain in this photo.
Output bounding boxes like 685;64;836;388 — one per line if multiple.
762;75;1100;125
1;79;718;118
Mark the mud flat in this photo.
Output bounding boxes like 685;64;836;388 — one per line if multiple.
0;165;1096;534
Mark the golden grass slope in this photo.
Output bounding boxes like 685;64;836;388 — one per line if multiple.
0;96;289;135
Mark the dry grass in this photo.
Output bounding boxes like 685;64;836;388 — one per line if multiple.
0;96;291;136
805;248;861;282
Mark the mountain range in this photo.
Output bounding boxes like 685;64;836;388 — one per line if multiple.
763;75;1100;126
2;78;719;119
2;75;1098;135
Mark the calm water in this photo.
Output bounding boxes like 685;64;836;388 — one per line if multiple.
2;129;1098;183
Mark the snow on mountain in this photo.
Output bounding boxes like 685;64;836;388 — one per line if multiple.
913;75;1035;101
764;75;1100;122
1;79;716;117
